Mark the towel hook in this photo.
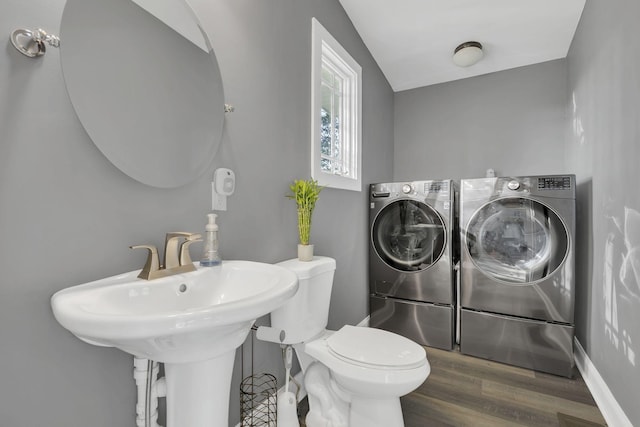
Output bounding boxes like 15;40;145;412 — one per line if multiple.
10;28;60;58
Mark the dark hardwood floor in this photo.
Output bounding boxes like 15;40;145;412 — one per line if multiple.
297;346;607;427
402;347;606;427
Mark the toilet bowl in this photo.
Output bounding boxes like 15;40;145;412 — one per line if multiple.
258;257;430;427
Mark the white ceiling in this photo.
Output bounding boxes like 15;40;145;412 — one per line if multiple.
338;0;586;92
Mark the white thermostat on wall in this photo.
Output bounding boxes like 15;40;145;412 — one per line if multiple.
212;168;235;211
214;168;235;195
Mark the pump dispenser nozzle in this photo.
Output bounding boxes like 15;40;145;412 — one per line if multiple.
206;213;218;231
201;213;221;266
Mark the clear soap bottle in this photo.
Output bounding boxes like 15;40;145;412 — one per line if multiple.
201;213;221;266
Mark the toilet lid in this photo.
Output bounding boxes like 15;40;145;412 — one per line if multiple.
327;325;425;368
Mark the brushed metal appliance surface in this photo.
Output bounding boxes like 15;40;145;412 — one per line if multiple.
369;180;457;350
459;175;576;377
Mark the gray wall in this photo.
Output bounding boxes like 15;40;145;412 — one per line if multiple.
0;0;393;426
393;59;568;181
567;0;640;424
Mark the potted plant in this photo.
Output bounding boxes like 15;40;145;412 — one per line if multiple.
287;179;322;261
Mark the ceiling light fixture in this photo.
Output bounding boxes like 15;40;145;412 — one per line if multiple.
453;41;483;67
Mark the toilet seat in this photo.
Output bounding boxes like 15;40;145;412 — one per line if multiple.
304;326;429;397
327;325;425;369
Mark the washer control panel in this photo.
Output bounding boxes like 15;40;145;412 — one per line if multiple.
425;181;448;193
370;180;452;199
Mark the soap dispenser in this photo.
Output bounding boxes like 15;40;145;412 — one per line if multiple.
201;213;221;266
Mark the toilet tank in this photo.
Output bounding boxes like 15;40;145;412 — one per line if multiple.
270;256;336;344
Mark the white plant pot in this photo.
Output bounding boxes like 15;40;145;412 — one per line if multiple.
298;244;314;262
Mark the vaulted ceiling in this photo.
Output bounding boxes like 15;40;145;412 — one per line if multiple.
338;0;586;91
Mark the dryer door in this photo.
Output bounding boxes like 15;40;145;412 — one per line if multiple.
372;199;446;272
465;197;568;284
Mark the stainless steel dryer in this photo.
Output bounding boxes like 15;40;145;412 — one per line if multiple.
459;175;576;377
369;180;456;350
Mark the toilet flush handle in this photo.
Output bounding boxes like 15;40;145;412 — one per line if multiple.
256;326;286;344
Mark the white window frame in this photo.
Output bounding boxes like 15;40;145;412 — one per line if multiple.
311;18;362;192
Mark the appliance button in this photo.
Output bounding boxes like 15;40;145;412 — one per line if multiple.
507;180;520;190
402;184;412;194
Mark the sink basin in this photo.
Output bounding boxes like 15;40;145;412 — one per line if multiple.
51;260;298;427
52;260;298;362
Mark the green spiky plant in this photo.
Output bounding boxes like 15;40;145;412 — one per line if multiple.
286;179;322;245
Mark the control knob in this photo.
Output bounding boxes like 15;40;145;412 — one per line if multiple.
402;184;412;194
507;180;520;190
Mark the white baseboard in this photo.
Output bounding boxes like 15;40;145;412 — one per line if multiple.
574;338;633;427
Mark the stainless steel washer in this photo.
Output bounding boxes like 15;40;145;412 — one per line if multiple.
369;180;456;350
459;175;576;377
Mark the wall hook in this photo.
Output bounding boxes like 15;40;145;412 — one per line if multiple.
10;28;60;58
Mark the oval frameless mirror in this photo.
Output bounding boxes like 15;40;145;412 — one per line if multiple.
60;0;225;188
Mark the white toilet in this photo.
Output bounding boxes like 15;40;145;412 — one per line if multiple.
259;256;430;427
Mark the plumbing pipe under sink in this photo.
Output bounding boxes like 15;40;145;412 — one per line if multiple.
134;357;166;427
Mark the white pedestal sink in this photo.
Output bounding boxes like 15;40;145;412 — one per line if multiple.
51;261;298;427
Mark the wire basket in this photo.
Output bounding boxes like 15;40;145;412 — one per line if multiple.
240;373;277;426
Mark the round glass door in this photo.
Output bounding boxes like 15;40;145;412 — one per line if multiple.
372;200;446;271
466;197;569;284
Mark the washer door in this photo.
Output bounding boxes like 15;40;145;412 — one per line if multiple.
372;200;446;272
466;197;568;284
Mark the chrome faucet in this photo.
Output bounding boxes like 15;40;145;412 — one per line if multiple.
130;232;202;280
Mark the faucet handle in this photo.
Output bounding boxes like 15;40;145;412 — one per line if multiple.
164;232;200;269
166;232;199;239
130;245;160;280
179;234;202;266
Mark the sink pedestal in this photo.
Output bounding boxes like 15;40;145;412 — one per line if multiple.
51;261;298;427
165;350;235;427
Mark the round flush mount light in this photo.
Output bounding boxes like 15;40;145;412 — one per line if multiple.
453;41;483;67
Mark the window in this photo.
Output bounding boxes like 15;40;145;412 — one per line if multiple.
311;18;362;191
